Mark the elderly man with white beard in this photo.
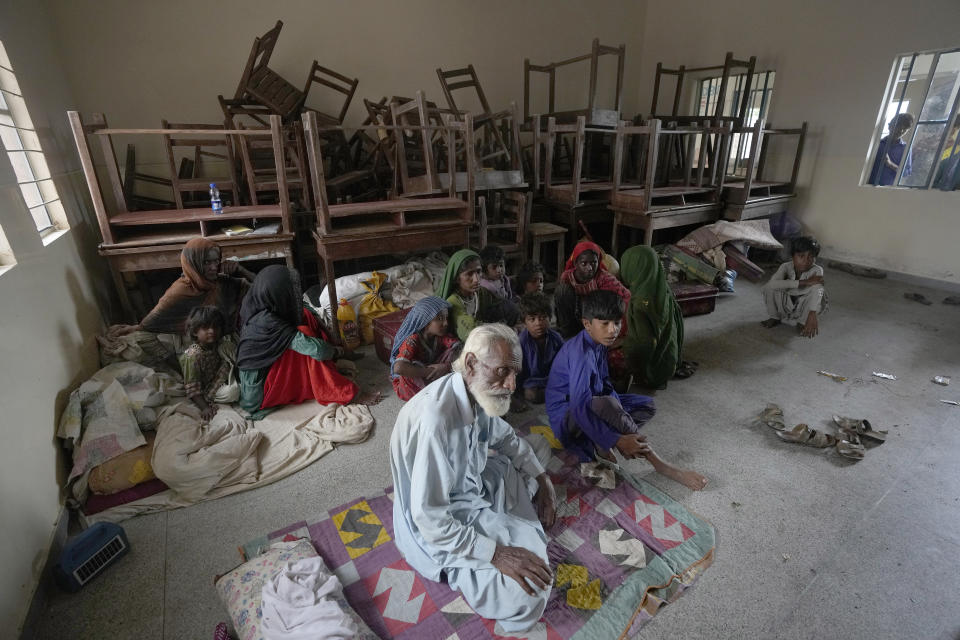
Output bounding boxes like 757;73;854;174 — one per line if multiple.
389;323;557;633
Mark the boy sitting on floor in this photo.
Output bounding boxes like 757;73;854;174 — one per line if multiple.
545;290;708;490
180;305;239;422
478;244;516;302
761;236;827;339
516;292;564;407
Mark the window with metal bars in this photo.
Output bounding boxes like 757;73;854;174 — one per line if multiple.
0;39;68;237
864;47;960;190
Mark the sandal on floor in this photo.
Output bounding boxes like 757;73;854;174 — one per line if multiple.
776;423;837;448
832;415;887;443
674;361;698;379
836;434;866;460
759;404;786;431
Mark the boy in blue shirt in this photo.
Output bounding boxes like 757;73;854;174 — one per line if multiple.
516;292;564;407
546;290;708;490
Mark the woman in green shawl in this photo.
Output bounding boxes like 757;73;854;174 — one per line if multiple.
437;249;519;341
620;246;697;388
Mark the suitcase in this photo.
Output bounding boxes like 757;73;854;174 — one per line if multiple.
373;307;413;364
663;244;720;285
670;282;719;317
723;245;765;282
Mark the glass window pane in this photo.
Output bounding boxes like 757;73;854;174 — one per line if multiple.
18;181;43;208
29;204;52;231
6;150;35;182
37;178;58;203
0;123;22;150
0;66;20;95
26;150;51;180
0;91;12;127
899;123;946;187
0;90;32;129
17;128;40;151
919;51;960;122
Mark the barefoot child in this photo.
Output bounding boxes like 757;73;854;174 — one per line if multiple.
516;292;564;405
390;297;462;401
180;306;239;422
761;236;827;339
546;290;708;491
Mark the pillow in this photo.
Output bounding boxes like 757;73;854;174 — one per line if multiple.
215;539;318;640
88;432;157;495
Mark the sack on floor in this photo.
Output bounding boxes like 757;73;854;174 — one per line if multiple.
88;432;158;495
357;271;398;345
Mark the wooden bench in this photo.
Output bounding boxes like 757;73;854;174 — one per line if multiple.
723;121;807;221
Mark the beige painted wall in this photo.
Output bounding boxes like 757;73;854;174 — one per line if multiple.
637;0;960;284
0;2;109;633
47;0;647;171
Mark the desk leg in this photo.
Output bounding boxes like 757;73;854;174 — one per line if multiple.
285;253;294;269
323;255;341;346
108;260;136;324
555;235;565;280
643;225;654;246
611;218;620;257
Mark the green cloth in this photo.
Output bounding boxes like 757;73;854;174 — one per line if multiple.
447;287;497;341
238;331;337;418
435;249;480;299
619;246;684;388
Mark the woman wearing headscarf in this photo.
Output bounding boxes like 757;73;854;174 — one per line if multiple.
553;241;631;385
237;265;379;416
389;296;462;401
619;246;697;389
437;249;519;341
106;237;253;369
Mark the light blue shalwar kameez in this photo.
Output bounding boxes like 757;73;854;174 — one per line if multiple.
389;372;551;633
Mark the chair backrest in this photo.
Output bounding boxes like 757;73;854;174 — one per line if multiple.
235;20;283;100
436;64;493;119
390;92;441;196
303;62;359;125
161;121;238;208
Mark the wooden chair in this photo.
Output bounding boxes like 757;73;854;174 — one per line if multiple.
650;52;757;127
218;95;312;210
436;64;510;165
523;38;626;127
723;120;807;221
608;118;732;253
122;144;175;210
471;190;529;262
528;222;567;286
161;121;239;209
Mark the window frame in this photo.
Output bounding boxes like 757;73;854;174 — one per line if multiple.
864;46;960;190
0;39;68;240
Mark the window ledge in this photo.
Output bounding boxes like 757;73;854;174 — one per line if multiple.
41;227;69;247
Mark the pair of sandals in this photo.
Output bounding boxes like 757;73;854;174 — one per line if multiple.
759;405;887;461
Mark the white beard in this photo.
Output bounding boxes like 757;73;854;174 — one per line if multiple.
470;384;512;417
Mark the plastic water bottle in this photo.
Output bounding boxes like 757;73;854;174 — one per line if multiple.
209;183;222;214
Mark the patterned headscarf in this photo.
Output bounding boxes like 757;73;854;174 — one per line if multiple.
389;296;451;377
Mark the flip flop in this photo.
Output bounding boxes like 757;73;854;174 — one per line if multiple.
759;404;786;431
776;423;837;448
904;292;933;306
674;361;698;379
944;296;960;306
832;415;887;443
836;434;866;461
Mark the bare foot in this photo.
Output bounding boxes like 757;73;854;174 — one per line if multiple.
799;311;818;338
355;390;382;405
660;466;710;491
760;318;781;328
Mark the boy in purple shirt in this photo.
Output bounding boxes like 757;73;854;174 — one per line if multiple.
516;292;564;407
545;290;708;490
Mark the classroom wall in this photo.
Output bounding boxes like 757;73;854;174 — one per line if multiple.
46;0;647;172
0;1;111;634
637;0;960;284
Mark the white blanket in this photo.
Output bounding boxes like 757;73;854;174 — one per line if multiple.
86;401;375;524
261;557;376;640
